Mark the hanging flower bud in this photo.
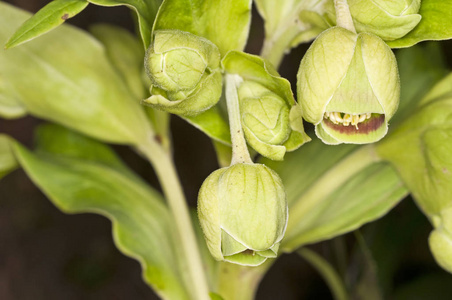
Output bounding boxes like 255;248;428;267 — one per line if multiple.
198;163;288;266
430;208;452;273
238;81;291;160
326;0;421;41
297;27;400;145
143;30;223;116
222;51;310;160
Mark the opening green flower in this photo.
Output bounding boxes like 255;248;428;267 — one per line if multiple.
297;27;400;145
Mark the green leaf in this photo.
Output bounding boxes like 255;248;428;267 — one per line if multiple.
0;77;27;119
285;162;406;250
183;106;231;145
0;3;153;145
392;43;448;126
34;123;129;171
0;134;17;179
387;0;452;48
88;0;162;48
90;24;146;99
263;140;407;251
377;73;452;216
11;130;191;299
4;0;89;49
153;0;252;56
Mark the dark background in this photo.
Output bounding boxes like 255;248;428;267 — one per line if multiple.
1;1;452;299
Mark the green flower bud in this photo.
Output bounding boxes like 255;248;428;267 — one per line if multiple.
222;51;310;160
238;81;291;159
198;163;288;266
326;0;421;41
430;208;452;273
297;27;400;145
143;30;223;116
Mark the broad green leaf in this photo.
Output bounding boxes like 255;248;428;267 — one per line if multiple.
377;73;452;216
90;24;146;100
387;0;452;48
183;106;231;146
0;3;153;145
376;74;452;273
4;0;89;49
34;123;129;171
255;0;330;67
12;132;191;299
263;140;407;252
392;43;448;126
88;0;162;48
263;139;356;207
154;0;252;56
0;77;26;119
0;134;17;179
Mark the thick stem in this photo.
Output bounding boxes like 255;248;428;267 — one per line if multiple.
298;248;349;300
283;145;380;248
334;0;356;33
225;74;253;165
139;139;210;300
260;25;302;70
216;261;273;300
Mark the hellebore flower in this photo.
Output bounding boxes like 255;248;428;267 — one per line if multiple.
297;26;400;145
198;163;288;266
326;0;421;41
143;30;223;116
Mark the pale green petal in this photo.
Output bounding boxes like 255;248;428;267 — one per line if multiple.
221;230;248;256
198;168;227;261
326;34;384;115
218;164;287;251
298;27;357;124
224;252;268;267
360;33;400;118
142;71;223;116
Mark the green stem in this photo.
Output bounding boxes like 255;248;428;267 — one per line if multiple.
260;25;302;70
334;0;356;33
216;261;273;300
225;74;253;165
298;248;349;300
139;138;210;300
283;145;380;249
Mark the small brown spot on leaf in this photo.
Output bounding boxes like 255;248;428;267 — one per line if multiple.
61;13;69;20
154;135;162;144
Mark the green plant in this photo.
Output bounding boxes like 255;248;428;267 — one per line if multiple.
1;0;452;299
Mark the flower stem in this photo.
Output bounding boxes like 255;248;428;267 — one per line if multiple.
139;138;210;300
216;261;273;300
260;25;303;69
225;74;253;165
298;248;349;300
334;0;356;33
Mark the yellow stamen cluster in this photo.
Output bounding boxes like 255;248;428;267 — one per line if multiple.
324;112;372;129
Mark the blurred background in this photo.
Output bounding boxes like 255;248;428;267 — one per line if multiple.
1;1;452;299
